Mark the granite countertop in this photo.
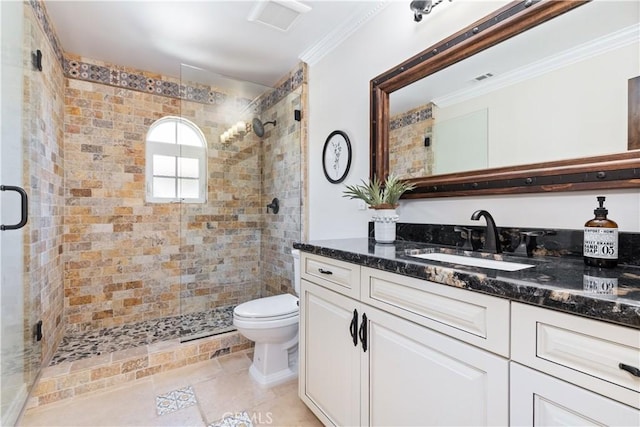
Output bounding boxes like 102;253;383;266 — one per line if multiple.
293;238;640;330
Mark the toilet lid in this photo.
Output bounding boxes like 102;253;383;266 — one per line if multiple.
234;294;299;319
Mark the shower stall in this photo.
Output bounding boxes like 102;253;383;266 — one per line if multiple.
51;64;304;355
1;1;304;419
176;63;304;342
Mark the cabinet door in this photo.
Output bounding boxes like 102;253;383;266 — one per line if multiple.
299;279;362;426
511;363;640;426
363;305;509;427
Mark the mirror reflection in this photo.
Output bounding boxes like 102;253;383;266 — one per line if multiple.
388;1;639;181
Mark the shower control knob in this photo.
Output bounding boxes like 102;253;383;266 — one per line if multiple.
266;198;279;214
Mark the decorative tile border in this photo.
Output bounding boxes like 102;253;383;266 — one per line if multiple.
390;105;433;130
63;56;305;111
209;411;254;427
63;57;233;105
257;66;305;113
28;0;64;66
156;386;198;416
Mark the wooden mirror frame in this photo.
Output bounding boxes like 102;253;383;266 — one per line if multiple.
370;0;640;199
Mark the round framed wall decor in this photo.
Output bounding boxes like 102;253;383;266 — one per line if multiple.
322;130;352;184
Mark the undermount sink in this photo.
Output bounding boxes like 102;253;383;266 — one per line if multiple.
408;252;535;272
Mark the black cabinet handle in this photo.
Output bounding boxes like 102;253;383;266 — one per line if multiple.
349;309;358;347
359;313;368;352
619;363;640;377
1;185;28;231
318;268;333;275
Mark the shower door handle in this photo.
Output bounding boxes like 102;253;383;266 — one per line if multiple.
1;185;28;231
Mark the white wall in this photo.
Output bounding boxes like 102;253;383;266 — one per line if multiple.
307;1;640;240
437;43;636;168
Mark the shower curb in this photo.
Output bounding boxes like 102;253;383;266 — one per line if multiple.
26;330;251;409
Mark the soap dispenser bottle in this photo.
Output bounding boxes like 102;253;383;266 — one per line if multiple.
583;196;618;268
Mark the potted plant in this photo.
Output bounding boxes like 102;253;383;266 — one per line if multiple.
343;174;415;243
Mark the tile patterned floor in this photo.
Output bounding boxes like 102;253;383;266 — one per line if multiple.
51;306;235;365
20;351;323;427
209;411;253;427
156;386;198;416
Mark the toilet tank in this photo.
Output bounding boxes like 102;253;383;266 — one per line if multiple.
291;248;301;295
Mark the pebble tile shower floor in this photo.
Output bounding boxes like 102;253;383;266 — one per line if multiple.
51;305;235;365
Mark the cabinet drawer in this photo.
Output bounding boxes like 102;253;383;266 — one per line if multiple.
301;253;360;299
361;267;510;356
511;302;640;409
511;363;640;426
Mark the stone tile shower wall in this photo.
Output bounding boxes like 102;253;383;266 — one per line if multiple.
24;1;66;368
177;101;262;317
261;88;304;297
63;59;262;332
389;104;434;180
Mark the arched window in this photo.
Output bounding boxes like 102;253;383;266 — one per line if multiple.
145;116;207;203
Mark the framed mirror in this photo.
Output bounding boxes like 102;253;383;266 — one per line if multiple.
371;0;640;198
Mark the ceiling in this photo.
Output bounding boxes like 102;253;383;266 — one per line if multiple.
45;0;386;90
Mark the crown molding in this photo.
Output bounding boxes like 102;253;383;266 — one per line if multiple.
299;1;389;66
434;23;639;107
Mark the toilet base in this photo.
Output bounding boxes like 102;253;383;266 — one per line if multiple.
248;363;297;387
249;339;298;387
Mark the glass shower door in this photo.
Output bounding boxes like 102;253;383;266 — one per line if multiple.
178;64;271;341
1;1;37;424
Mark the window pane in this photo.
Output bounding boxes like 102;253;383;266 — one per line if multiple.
146;117;207;203
148;122;177;144
177;157;199;178
177;124;203;147
179;179;199;199
153;155;176;176
153;177;176;198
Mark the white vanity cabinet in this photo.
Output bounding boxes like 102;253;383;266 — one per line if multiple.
299;252;640;426
299;253;509;426
510;302;640;426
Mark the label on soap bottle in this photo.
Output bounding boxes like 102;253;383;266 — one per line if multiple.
583;227;618;260
583;276;618;295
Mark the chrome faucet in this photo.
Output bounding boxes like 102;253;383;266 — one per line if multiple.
470;210;501;254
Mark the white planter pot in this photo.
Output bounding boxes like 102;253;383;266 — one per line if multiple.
375;243;397;257
371;209;399;244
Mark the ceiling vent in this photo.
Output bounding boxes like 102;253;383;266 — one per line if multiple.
248;0;312;32
474;72;494;82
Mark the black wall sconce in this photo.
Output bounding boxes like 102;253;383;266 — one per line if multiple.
410;0;452;22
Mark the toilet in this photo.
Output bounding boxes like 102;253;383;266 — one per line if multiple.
233;249;301;386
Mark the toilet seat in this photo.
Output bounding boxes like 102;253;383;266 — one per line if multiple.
233;294;299;330
234;294;299;320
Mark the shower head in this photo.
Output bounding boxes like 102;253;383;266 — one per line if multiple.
252;118;277;137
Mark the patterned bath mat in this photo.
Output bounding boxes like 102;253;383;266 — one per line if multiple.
209;410;254;427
